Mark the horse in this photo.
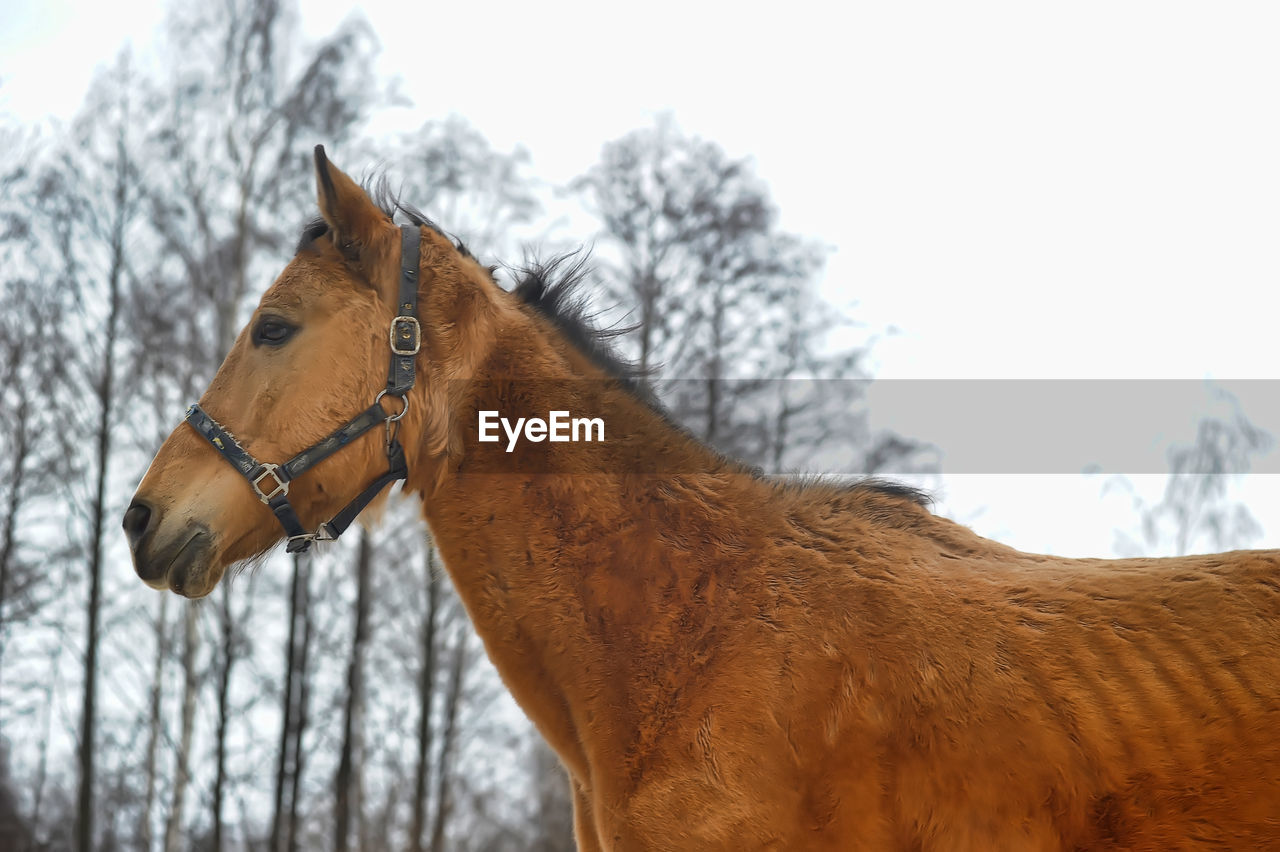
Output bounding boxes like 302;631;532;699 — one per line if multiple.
125;147;1280;850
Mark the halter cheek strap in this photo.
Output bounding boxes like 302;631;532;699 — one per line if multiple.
185;224;422;553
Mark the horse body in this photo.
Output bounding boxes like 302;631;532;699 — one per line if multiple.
427;421;1280;849
126;148;1280;850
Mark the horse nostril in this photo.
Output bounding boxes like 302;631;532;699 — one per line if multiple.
123;501;153;549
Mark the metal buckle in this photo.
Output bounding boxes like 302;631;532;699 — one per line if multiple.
250;463;289;503
390;316;421;356
285;523;336;553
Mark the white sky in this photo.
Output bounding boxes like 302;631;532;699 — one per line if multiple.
3;0;1278;555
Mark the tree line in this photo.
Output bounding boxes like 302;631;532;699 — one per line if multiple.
0;1;923;850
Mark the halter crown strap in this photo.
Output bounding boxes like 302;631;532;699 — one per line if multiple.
184;223;422;553
387;224;421;395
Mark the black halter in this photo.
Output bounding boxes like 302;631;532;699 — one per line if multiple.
185;225;422;553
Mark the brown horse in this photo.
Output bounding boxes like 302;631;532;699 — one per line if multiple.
126;148;1280;850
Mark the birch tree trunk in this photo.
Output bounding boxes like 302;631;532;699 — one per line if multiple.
335;531;373;852
164;606;198;852
409;548;441;852
77;111;133;852
289;565;313;852
429;626;467;852
271;553;311;852
140;594;169;852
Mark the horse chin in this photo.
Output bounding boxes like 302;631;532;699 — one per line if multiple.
170;559;225;599
134;525;223;598
159;520;284;597
169;546;223;599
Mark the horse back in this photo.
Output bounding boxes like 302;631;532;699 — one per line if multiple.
840;541;1280;849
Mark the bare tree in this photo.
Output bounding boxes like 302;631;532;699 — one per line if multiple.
395;115;541;258
573;114;713;377
163;606;198;852
0;129;68;684
334;531;374;852
271;552;313;852
0;741;33;851
139;593;168;851
430;625;468;852
20;49;152;852
1112;391;1273;558
289;565;315;852
211;587;234;851
144;0;381;356
575;115;926;473
409;548;442;852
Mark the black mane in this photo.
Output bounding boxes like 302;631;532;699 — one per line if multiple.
850;478;934;507
509;254;655;403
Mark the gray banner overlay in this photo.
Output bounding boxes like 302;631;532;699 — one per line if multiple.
455;379;1277;475
863;379;1276;475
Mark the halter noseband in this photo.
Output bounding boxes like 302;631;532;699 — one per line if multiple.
185;224;422;553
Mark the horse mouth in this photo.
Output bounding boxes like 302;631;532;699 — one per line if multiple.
143;529;215;598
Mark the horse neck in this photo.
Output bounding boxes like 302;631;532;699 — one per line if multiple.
408;320;748;781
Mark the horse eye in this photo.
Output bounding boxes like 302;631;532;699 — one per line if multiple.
253;316;297;347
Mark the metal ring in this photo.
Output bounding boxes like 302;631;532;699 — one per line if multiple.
374;390;410;421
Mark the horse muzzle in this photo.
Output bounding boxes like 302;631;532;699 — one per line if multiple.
124;499;217;597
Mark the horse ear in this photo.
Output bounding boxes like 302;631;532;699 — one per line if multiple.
313;145;392;265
